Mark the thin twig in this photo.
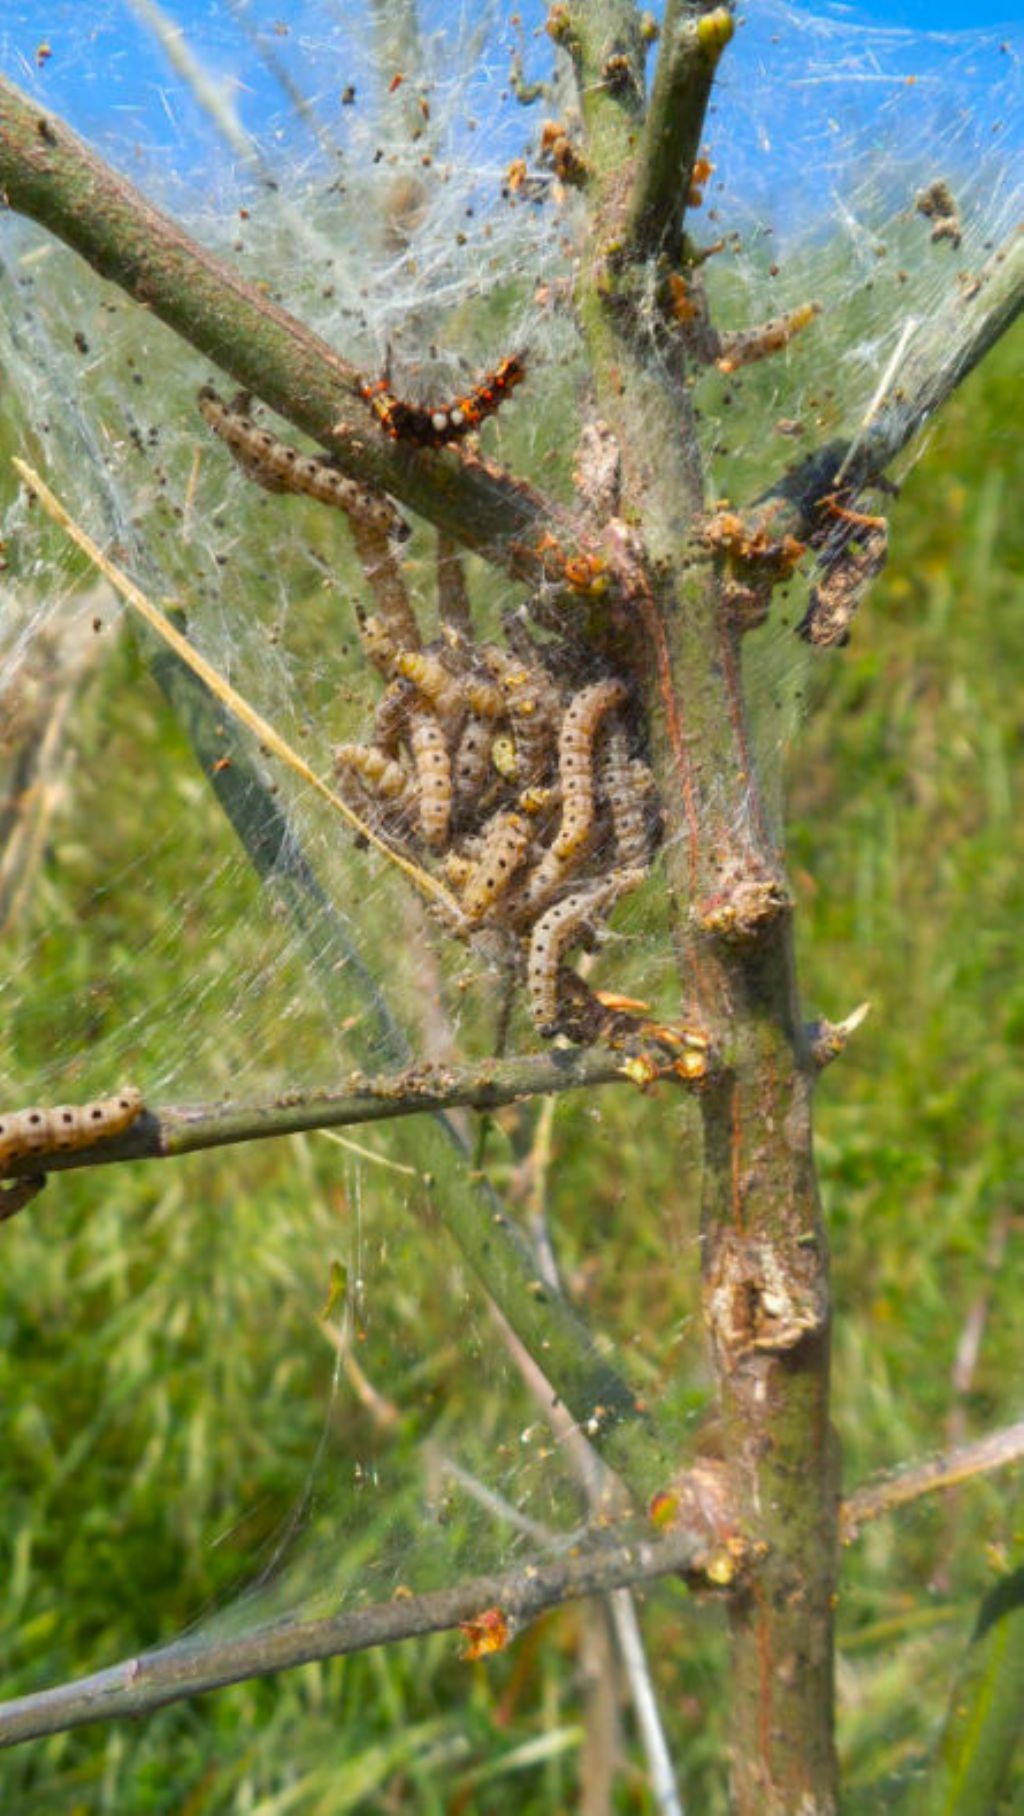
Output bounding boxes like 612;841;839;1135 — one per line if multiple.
933;1211;1016;1588
608;1588;686;1816
0;1522;712;1750
841;1420;1024;1543
510;1092;686;1814
0;1049;692;1185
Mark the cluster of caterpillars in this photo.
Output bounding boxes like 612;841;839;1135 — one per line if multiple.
199;377;659;1043
336;617;658;1037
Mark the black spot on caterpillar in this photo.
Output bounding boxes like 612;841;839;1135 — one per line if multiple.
359;354;526;450
198;388;409;540
0;1087;144;1173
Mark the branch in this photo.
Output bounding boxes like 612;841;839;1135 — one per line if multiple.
0;1047;699;1185
0;75;565;575
753;226;1024;541
0;1521;715;1749
841;1419;1024;1543
623;2;734;265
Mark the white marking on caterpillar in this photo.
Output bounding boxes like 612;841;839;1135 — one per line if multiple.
602;730;656;868
527;870;645;1035
552;678;627;862
198;388;408;540
461;811;532;921
408;711;452;848
333;744;410;803
0;1087;144;1173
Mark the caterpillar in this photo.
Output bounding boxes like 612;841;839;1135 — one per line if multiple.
360;354;526;450
333;743;411;804
0;1087;144;1174
525;677;627;904
462;672;506;721
408;711;453;848
452;714;495;815
798;522;888;649
526;870;645;1036
481;646;562;786
602;731;657;869
460;811;532;922
393;649;465;727
198;388;408;540
356;611;400;675
551;678;627;863
372;679;414;752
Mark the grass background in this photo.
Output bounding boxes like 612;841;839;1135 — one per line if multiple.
0;304;1021;1814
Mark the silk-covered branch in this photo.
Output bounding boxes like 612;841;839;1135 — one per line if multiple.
0;1519;718;1750
0;1045;702;1186
752;227;1024;541
0;74;565;576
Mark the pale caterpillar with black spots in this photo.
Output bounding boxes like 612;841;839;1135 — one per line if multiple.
0;1088;144;1174
198;388;408;542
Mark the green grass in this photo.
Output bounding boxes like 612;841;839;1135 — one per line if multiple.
1;307;1021;1814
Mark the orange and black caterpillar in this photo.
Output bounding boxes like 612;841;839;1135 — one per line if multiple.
360;354;526;449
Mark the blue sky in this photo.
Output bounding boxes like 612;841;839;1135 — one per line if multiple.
0;2;1019;233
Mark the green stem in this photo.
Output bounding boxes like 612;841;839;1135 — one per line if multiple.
0;1520;716;1750
1;1047;695;1182
623;1;734;264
